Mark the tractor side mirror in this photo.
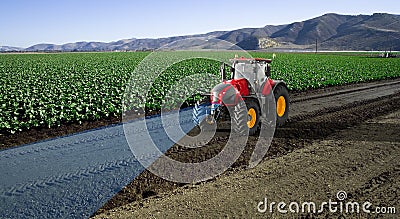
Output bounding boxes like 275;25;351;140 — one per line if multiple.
265;64;271;78
220;62;226;81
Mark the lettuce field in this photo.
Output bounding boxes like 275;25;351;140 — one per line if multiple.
0;52;399;134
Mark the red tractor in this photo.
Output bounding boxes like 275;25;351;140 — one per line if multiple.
193;57;289;135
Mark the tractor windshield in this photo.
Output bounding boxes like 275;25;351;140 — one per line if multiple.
234;62;265;83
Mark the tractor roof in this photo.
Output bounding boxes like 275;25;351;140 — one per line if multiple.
230;57;272;64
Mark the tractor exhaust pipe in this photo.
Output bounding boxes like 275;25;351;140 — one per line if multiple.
220;62;226;82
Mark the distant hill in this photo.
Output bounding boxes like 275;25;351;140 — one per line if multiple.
0;46;24;52
226;13;400;51
2;13;399;52
320;13;400;50
20;31;228;52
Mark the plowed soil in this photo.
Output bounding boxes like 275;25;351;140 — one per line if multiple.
92;78;400;218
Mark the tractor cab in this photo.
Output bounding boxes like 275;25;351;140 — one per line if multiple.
228;58;272;93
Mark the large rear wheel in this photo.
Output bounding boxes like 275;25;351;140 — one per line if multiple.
274;85;289;126
233;99;260;136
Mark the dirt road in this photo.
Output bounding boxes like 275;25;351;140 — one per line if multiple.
94;78;400;218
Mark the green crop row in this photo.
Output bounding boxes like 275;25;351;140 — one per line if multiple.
0;52;399;134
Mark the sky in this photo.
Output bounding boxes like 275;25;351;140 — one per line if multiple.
1;0;399;48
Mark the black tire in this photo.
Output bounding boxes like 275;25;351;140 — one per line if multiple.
192;101;210;125
274;85;289;127
233;99;260;136
233;101;248;135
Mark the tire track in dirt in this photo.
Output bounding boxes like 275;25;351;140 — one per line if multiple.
290;80;400;103
1;157;141;197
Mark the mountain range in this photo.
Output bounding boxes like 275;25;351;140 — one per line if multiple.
2;13;399;52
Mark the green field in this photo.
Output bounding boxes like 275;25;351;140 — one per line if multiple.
1;52;399;134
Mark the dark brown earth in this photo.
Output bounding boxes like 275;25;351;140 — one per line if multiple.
95;109;400;218
91;78;399;218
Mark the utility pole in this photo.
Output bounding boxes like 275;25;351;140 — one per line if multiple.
389;34;393;57
315;38;318;54
385;34;389;57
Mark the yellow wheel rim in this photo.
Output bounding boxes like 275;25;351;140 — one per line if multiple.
247;108;257;128
277;96;286;117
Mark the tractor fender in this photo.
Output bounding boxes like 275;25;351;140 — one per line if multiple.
211;83;242;106
260;78;286;96
259;79;287;117
271;80;288;92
